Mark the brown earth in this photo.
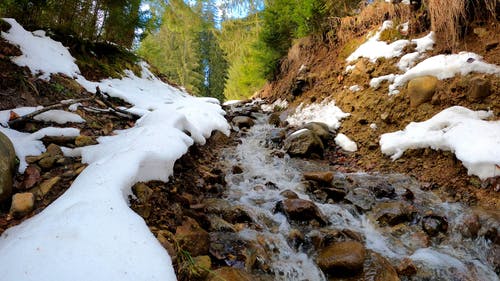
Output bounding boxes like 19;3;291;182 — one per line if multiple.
257;19;500;210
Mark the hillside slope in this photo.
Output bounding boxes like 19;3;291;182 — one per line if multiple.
257;2;500;208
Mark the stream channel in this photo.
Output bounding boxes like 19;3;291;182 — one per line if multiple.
218;102;499;281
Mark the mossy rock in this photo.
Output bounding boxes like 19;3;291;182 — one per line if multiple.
0;131;16;202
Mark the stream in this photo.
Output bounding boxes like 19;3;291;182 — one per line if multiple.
219;105;499;281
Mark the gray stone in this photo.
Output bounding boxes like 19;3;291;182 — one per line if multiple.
302;122;331;142
284;129;324;158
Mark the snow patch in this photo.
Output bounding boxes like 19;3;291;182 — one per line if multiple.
349;85;362;92
261;99;289;112
335;133;358;152
380;106;500;180
34;110;85;124
286;100;350;130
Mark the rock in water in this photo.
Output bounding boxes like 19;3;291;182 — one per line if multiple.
284;129;324;158
0;131;16;202
232;116;255;129
316;241;366;276
276;198;328;226
407;75;438;107
302;122;331;143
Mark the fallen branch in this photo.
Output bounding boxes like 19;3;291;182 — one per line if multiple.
96;87;140;120
7;96;94;128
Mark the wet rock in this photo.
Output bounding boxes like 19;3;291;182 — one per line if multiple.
0;131;16;202
284;129;324;158
324;187;347;201
232;165;243;174
208;215;236;232
22;164;41;190
132;182;153;203
268;112;281;126
488;244;500;274
369;184;395;199
303;171;333;185
309;229;363;250
397;257;418;277
207;267;252;281
75;135;97;147
204;199;254;224
280;189;299;199
421;214;448;236
232;116;255;129
402;188;414;201
175;217;210;256
269;128;286;143
376;202;416;226
276;198;328;226
209;232;247;264
364;252;400;281
10;192;35;218
345;188;375;211
316;241;366;276
459;213;481;238
288;228;305;249
302;122;331;142
466;77;491;101
407;75;438;107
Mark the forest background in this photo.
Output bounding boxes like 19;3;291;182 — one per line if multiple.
0;0;362;101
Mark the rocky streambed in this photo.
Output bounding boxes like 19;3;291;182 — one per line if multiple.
130;100;499;281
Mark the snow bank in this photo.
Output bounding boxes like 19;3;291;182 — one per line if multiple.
1;18;80;80
0;126;80;173
346;21;410;63
0;106;41;126
261;98;289;112
286;100;350;130
34;110;85;124
0;19;230;281
388;52;500;94
380;106;500;180
335;133;358;152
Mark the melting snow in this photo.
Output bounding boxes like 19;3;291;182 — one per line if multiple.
286;100;350;130
0;18;229;281
334;133;358;152
380;106;500;180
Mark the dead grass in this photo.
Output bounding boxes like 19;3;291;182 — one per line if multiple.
428;0;466;50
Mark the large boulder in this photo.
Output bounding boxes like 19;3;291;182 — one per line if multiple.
284;129;324;158
302;122;331;143
407;76;438;107
0;131;16;202
316;241;366;276
276;198;328;226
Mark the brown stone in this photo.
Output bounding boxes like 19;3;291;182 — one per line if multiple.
33;176;61;198
175;217;210;256
232;116;255;129
10;192;35;218
407;76;438;107
397;257;417;276
316;241;366;275
132;182;153;203
75;135;97;147
365;252;400;281
302;122;331;142
376;202;416;226
277;198;328;225
38;155;57;169
22;164;41;189
207;267;252;281
157;230;177;263
460;213;481;238
467;77;491;101
46;143;63;157
303;171;333;185
280;189;299;199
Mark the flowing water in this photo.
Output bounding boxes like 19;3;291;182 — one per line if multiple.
221;110;498;281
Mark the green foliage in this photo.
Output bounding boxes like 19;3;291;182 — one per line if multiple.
0;0;148;48
219;15;266;100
